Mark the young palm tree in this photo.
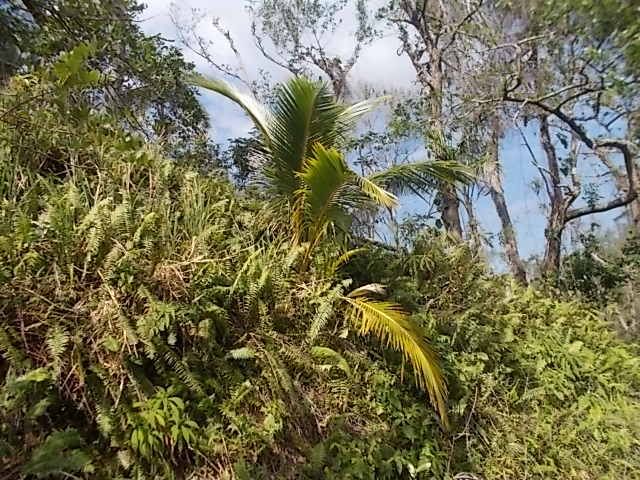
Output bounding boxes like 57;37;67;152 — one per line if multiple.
191;74;467;426
191;75;470;251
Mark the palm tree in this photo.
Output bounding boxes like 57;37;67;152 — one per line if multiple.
191;74;467;426
191;75;470;251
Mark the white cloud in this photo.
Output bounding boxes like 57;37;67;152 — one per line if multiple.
140;0;417;89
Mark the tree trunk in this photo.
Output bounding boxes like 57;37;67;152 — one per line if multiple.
485;128;528;284
461;189;481;251
389;3;464;240
539;116;566;277
430;67;463;240
542;218;563;275
441;184;463;240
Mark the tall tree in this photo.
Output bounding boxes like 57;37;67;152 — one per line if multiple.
473;0;639;275
376;0;485;240
172;0;374;99
484;123;528;283
247;0;374;99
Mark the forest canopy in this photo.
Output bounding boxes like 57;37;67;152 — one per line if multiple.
0;1;639;479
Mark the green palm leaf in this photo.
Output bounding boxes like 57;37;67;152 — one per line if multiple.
294;145;399;248
342;293;448;426
356;175;398;209
369;160;473;197
295;144;352;246
338;96;390;132
188;74;271;141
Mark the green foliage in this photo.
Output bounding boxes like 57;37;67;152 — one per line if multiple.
1;40;639;480
1;0;212;162
559;231;628;301
23;429;92;477
192;74;468;253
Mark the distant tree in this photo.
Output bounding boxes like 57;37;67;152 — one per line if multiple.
172;0;374;100
467;0;639;275
376;0;485;240
1;0;212;162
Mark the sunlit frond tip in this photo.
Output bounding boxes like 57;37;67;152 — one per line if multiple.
342;293;449;427
187;73;271;141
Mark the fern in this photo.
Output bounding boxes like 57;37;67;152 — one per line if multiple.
23;429;91;477
310;346;352;377
159;345;205;396
227;347;256;360
46;325;70;376
110;200;131;236
307;283;343;343
0;324;26;367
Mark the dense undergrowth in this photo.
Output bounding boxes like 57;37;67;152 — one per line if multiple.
1;51;639;480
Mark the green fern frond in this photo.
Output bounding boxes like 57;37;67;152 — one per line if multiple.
308;284;343;342
46;325;70;376
23;429;91;477
160;345;205;396
227;347;256;360
110;201;131;236
0;324;26;367
258;347;297;404
310;346;351;377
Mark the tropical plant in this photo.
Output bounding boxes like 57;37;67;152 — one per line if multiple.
192;75;463;421
191;75;471;252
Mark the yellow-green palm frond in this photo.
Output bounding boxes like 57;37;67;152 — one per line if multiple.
294;144;354;246
191;74;384;202
326;247;367;275
188;74;271;142
298;145;351;221
269;78;344;174
347;283;387;298
338;95;389;132
368;160;473;197
356;175;398;209
342;294;448;426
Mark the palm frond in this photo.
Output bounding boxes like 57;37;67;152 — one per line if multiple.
188;74;271;142
296;144;352;245
327;247;367;275
342;295;448;426
338;96;389;132
369;160;473;197
347;283;386;298
355;175;398;209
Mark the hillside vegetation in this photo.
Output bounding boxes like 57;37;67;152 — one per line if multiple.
3;0;640;477
0;45;639;479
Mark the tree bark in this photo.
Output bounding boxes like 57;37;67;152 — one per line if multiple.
485;128;528;283
539;116;566;276
441;183;463;240
460;189;480;249
430;68;463;240
390;2;464;240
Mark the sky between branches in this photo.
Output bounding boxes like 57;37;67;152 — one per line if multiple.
139;0;623;266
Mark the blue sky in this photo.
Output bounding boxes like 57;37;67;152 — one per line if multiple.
140;0;625;265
